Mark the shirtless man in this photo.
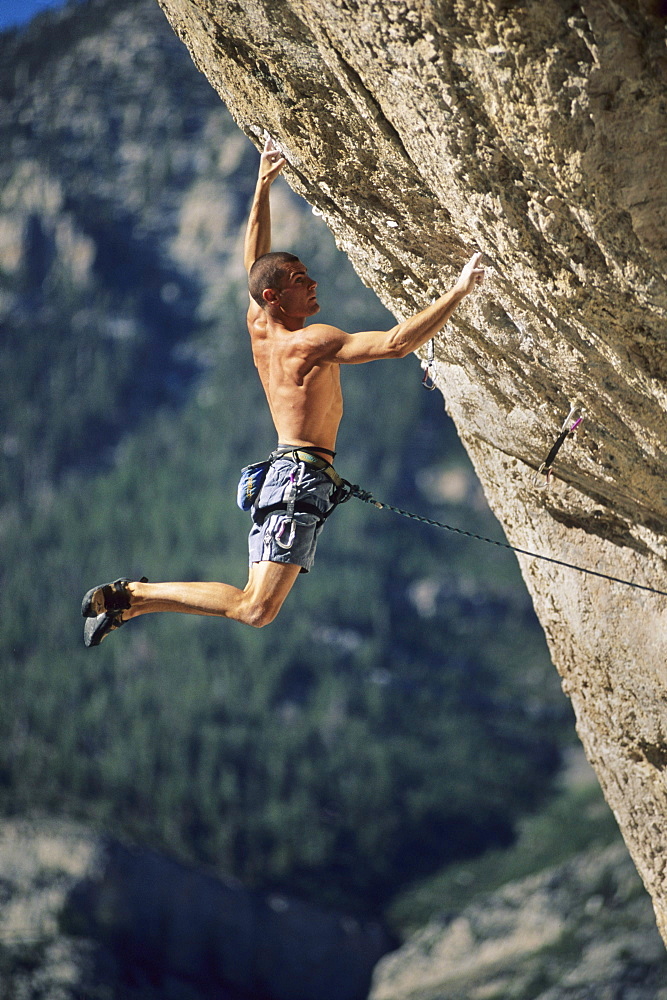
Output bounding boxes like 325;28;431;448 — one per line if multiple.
81;139;484;646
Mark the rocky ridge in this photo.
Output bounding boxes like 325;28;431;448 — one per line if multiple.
154;0;667;940
370;841;667;1000
0;817;388;1000
1;815;665;1000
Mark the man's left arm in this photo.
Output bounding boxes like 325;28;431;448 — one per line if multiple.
311;253;485;365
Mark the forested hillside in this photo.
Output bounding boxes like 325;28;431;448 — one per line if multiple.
0;0;571;921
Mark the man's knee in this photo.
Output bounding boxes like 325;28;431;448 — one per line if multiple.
240;581;287;627
240;560;301;627
242;598;281;628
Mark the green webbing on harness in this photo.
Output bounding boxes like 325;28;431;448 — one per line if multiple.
346;485;667;600
272;447;346;489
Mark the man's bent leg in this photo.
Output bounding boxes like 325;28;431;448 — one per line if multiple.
123;561;301;628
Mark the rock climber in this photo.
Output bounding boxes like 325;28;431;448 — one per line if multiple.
81;137;485;646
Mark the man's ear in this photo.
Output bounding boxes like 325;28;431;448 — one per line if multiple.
263;287;279;305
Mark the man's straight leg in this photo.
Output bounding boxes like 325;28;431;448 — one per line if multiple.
123;560;302;628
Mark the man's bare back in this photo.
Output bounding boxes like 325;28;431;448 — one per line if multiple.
247;259;343;456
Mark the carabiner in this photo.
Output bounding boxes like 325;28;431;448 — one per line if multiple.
421;339;436;390
274;462;306;550
275;518;297;550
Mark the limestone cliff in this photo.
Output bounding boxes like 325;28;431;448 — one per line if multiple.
155;0;667;940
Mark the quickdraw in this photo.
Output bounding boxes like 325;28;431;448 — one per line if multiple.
536;403;584;486
421;339;436;391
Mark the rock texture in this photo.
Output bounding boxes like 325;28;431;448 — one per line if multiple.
154;0;667;941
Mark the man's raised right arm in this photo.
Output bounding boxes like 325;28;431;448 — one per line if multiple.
243;137;286;273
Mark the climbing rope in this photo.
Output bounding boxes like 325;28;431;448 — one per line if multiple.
346;486;667;599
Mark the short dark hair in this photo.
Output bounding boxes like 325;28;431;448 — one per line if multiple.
248;252;300;307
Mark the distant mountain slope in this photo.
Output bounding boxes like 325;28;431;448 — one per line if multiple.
372;841;667;1000
0;0;238;499
1;813;664;1000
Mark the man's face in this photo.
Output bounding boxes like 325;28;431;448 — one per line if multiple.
274;260;319;319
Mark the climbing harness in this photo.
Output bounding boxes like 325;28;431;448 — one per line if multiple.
343;484;667;599
421;339;436;391
237;447;345;513
537;404;584;486
239;447;351;552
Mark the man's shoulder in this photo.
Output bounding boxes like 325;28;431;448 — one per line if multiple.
302;321;347;341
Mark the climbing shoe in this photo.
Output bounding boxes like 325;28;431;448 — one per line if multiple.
83;610;126;648
81;576;148;618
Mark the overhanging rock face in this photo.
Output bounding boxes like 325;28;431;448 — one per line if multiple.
156;0;667;940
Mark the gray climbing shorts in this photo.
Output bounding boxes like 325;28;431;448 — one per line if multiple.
248;458;336;573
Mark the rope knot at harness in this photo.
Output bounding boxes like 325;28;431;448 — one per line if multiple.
349;486;382;507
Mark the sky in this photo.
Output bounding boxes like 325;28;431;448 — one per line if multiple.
0;0;67;31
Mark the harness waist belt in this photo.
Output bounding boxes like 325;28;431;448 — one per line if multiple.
271;447;345;489
254;500;331;526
